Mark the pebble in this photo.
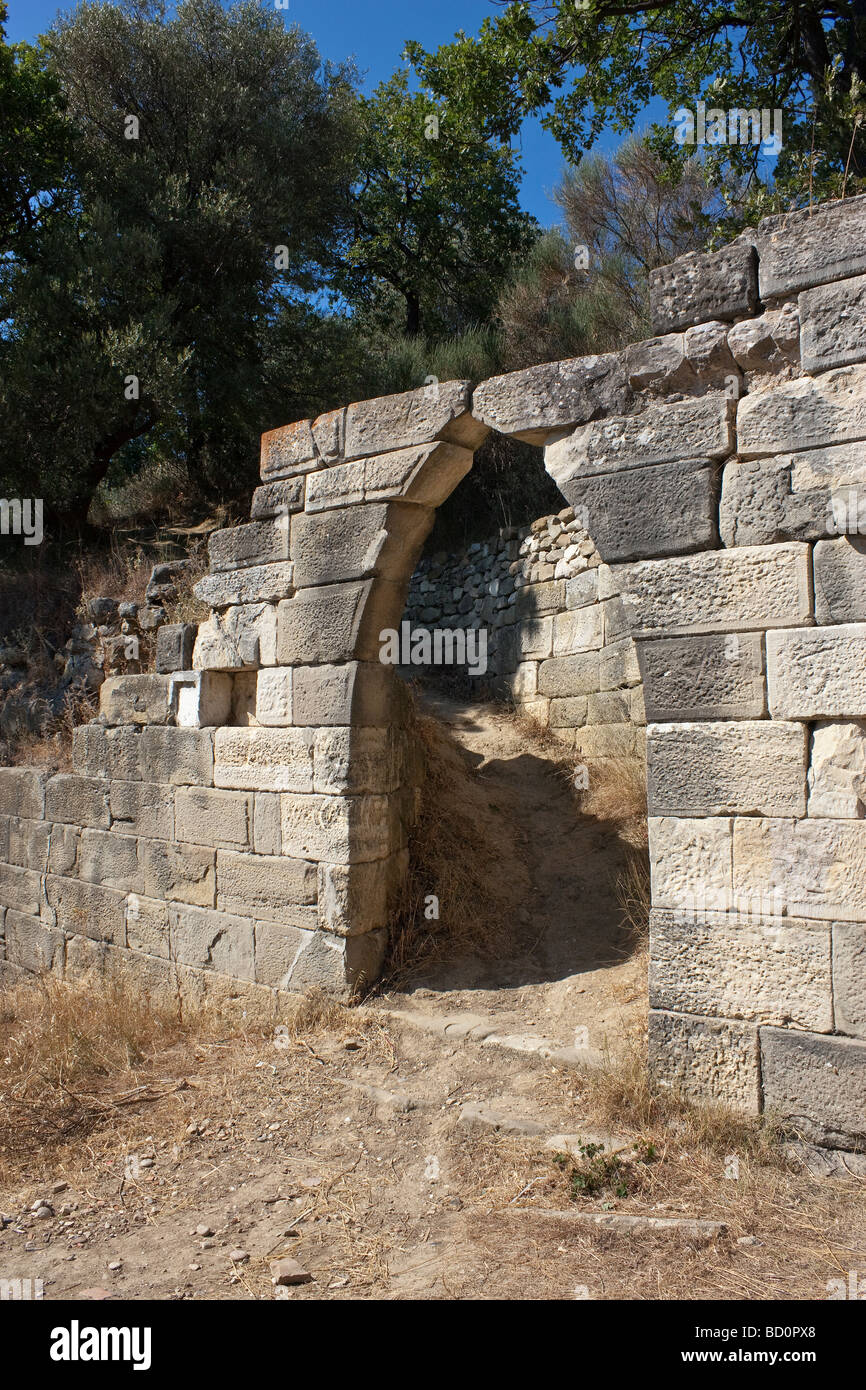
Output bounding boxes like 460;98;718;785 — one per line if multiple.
108;1261;122;1271
229;1249;249;1263
737;1235;760;1246
194;1224;214;1237
270;1257;313;1287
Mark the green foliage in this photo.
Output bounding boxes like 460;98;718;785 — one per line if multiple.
0;0;70;254
340;69;536;338
406;1;866;219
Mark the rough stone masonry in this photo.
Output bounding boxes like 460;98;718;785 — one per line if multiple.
3;193;866;1150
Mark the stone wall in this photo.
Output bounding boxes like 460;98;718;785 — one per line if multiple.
404;511;644;758
3;192;866;1147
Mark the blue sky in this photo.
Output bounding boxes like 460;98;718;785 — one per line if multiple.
4;0;669;225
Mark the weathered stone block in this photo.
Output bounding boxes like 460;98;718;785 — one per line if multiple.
216;849;317;923
799;272;866;372
760;1027;866;1148
648;1008;760;1112
342;380;479;460
683;319;740;384
537;651;601;697
737;364;866;457
649;240;758;333
46;774;110;828
833;921;866;1039
624;334;695;392
599;637;641;690
252;793;281;856
316;854;407;938
650;909;832;1030
638;632;766;721
647;721;807;817
6;817;49;872
719;455;843;547
514;579;563;617
280;793;392;863
125;893;170;958
649;816;733;911
545;396;734;485
72;725;141;781
767;624;866;718
194;562;295;609
311;407;345;463
291;502;432;588
813;537;866;623
175;787;252;848
254;668;293;727
0;767;46;819
193;603;278;670
5;910;64;974
139;727;214;786
560;459;719;562
79;829;142;894
260;418;318;480
615;542;812;638
46;823;80;876
552;606;603;656
574;723;639;759
170;903;255;981
726;305;799;372
585;690;630;725
565;570;599;609
139;838;215;907
99;674;173;726
109;781;174;839
155;623;196;674
548;695;588;728
250;476;305;519
208;518;290;573
307;442;473;512
253;920;308;988
0;861;42;915
291;662;397;727
751;193;866;298
471;353;631;442
733;816;866;921
808;720;866;817
312;727;402;795
276;579;404;666
44;875;126;944
170;671;233;729
213;727;314;793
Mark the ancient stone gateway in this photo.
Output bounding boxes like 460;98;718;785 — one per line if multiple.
2;194;866;1149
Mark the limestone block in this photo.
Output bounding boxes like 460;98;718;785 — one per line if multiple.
6;817;48;872
139;838;215;907
650;909;832;1030
100;674;173;726
291;662;397;727
253;920;308;988
44;876;126;944
726;306;799;372
760;1027;866;1148
767;624;866;718
317;853;406;937
0;861;42;915
649;240;758;333
548;696;588;728
615;542;812;638
798;273;866;372
194;562;295;608
252;793;281;856
259;418;318;480
192;604;278;671
139;727;214;787
280;793;392;863
79;829;142;894
291;503;433;588
46;823;80;876
585;690;630;724
733;816;866;921
45;774;110;828
537;651;601;697
565;570;599;609
170;671;233;729
155;623;196;674
175;787;252;848
545;396;734;486
312;727;403;795
342;380;480;460
0;768;47;819
5;910;64;974
72;725;141;781
254;669;293;727
637;633;766;721
833;921;866;1038
249;476;305;519
216;849;317;923
124;894;170;958
170;903;255;982
599;638;641;689
648;816;733;911
514;579;563;616
736;364;866;457
808;721;866;816
813;537;866;623
208;518;289;573
213;727;314;793
311;407;345;463
624;333;695;392
553;606;603;655
683;319;740;384
276;579;404;665
751;193;866;297
648;1008;760;1112
306;442;473;512
573;724;639;759
109;781;174;839
471;353;631;442
560;459;719;562
647;721;807;817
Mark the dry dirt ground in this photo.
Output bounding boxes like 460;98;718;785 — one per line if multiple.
0;695;864;1302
